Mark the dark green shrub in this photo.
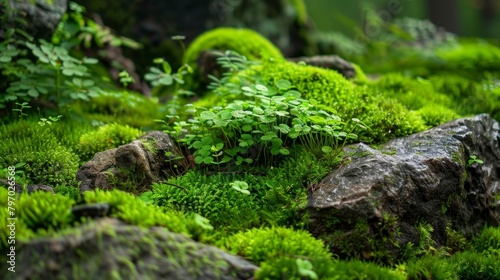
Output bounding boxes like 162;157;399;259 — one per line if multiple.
261;60;426;142
0;120;80;185
77;122;143;161
473;226;500;255
405;256;457;280
449;251;500;280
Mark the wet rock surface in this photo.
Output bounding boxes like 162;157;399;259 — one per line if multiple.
76;131;189;192
308;114;500;260
4;218;258;280
1;0;67;40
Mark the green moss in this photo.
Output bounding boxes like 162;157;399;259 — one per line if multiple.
0;120;80;185
321;214;401;265
449;251;500;280
77;123;143;161
473;226;500;255
146;147;329;232
224;226;404;279
219;226;333;265
261;60;426;142
373;73;453;110
184;27;283;66
436;41;500;73
83;189;190;235
415;103;460;127
404;255;457;280
330;260;405;280
73;91;163;129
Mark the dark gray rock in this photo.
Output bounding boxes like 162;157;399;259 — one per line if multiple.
77;148;117;192
1;0;67;40
26;184;54;194
0;181;54;195
5;218;258;280
71;203;111;221
307;114;500;262
76;131;190;192
287;55;356;79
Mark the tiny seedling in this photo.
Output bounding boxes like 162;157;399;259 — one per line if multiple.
468;155;484;166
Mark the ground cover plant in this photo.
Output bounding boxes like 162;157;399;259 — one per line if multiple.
1;1;500;279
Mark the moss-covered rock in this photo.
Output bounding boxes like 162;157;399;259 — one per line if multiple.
1;218;258;280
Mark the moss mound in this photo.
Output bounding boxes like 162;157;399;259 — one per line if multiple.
77;123;143;162
261;60;426;142
184;27;283;66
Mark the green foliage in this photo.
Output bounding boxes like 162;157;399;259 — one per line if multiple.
428;74;500;120
19;191;75;232
323;214;401;265
404;256;457;280
77;123;143;161
219;227;333;279
0;120;80;185
415;104;459;127
143;147;330;231
73;90;163;129
473;226;500;255
53;184;82;202
261;60;426;142
329;260;405;280
218;226;334;267
52;1;141;54
373;73;453;110
184;27;283;67
449;251;500;280
0;189;34;249
169;78;362;167
436;41;500;73
83;189;192;235
0;37;101;109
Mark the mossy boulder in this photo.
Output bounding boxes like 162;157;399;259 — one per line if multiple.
307;114;500;264
1;218;258;279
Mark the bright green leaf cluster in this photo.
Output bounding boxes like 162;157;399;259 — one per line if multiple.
168;79;362;166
